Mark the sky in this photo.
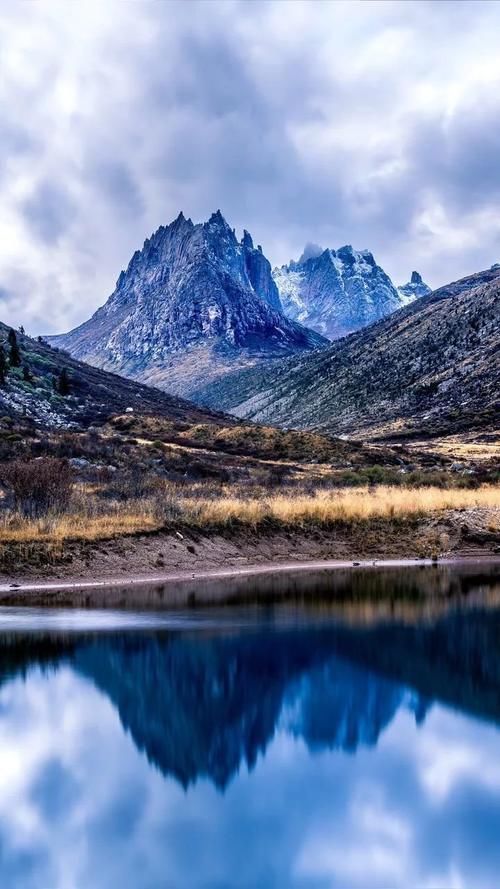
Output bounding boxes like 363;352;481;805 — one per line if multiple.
1;0;500;334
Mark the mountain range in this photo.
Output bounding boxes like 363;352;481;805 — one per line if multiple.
48;211;431;400
196;265;500;441
27;209;499;444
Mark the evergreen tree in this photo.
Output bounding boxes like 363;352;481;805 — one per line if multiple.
57;367;70;395
0;345;7;386
18;325;25;335
22;364;33;383
8;329;21;367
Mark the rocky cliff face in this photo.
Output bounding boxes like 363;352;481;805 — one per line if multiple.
48;212;326;398
273;245;404;340
397;270;431;303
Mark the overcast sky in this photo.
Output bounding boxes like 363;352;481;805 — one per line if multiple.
1;0;500;334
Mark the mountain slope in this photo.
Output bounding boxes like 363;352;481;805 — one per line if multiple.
0;322;230;430
0;323;397;474
48;212;326;398
273;245;404;340
194;266;500;441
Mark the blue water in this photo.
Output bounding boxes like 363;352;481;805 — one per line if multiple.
0;566;499;888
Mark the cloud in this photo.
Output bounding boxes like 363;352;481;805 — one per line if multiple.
2;662;500;889
0;0;500;332
22;182;76;245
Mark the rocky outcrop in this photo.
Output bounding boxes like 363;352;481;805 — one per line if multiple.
398;270;431;303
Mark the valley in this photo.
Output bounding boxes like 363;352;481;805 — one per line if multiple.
0;219;497;586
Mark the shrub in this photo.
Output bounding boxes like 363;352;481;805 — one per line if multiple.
1;457;73;517
0;346;7;386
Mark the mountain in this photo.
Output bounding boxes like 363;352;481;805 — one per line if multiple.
194;265;500;441
398;271;431;303
273;244;404;340
47;212;326;399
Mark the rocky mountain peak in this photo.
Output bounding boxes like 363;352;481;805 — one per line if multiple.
298;242;323;263
273;243;402;340
47;211;326;399
397;271;431;304
241;229;254;250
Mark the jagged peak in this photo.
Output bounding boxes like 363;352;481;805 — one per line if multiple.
411;270;423;284
207;209;229;227
360;248;375;263
170;211;194;231
242;229;254;250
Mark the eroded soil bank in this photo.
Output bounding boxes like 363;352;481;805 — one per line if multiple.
0;507;498;605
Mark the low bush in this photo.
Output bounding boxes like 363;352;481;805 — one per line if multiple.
1;457;73;518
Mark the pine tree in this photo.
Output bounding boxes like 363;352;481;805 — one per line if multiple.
8;329;21;367
57;367;70;395
0;345;7;386
22;364;33;383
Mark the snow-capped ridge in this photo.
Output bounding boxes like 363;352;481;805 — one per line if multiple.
273;243;403;340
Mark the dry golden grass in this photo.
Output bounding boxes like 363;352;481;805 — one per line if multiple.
0;510;158;544
0;484;498;544
408;433;500;462
185;484;500;529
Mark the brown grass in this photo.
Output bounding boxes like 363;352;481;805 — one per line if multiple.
0;509;158;543
0;483;497;544
183;484;500;529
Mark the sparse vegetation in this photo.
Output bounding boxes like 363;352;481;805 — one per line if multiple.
0;325;497;575
0;476;497;545
178;485;499;530
1;457;73;518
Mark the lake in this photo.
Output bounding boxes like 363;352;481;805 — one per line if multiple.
0;564;499;888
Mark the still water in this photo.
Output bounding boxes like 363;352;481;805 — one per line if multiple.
0;565;500;888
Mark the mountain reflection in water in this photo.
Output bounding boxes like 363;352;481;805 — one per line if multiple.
0;565;499;888
1;568;499;790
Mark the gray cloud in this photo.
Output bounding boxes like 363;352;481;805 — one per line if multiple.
22;182;76;245
0;0;500;332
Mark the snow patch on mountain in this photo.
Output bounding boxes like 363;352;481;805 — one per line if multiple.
397;271;432;304
273;245;402;340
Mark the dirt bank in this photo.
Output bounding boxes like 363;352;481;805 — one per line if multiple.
0;508;498;598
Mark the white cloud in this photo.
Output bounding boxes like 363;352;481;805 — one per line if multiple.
0;0;500;333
